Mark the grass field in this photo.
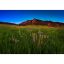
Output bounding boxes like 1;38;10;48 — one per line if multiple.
0;24;64;54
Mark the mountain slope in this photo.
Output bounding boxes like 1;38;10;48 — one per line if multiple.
0;22;17;25
0;19;64;27
19;18;64;27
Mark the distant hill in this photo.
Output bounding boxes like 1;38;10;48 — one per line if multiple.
19;18;64;27
0;22;17;25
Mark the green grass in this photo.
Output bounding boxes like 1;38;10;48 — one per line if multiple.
0;25;64;54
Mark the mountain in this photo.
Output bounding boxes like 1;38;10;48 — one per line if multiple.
19;18;64;27
0;22;17;25
0;19;64;27
19;18;52;25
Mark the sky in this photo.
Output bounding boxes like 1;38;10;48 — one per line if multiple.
0;10;64;24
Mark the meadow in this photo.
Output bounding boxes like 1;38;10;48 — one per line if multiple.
0;25;64;54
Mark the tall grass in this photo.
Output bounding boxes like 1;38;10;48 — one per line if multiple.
0;26;64;54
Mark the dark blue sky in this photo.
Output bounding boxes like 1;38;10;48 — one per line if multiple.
0;10;64;24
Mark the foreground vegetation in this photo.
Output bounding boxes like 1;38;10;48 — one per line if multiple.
0;25;64;54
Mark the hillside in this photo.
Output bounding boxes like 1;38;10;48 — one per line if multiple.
0;19;64;27
19;18;64;27
0;22;17;25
